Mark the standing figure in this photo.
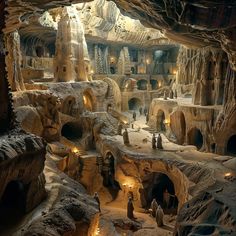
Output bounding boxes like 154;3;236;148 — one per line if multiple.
156;205;164;227
169;89;174;99
93;192;101;212
133;111;137;121
156;133;163;149
150;198;158;217
139;107;143;116
127;197;134;219
123;128;130;145
117;122;123;135
144;106;148;116
152;133;156;149
146;113;149;124
163;91;167;100
174;89;177;99
102;157;110;186
163;189;170;209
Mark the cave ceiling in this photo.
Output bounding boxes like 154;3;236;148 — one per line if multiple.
4;0;236;69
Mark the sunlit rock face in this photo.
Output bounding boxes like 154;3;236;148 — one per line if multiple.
54;6;90;82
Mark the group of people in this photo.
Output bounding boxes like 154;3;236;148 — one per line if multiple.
150;198;164;227
152;133;163;149
93;194;164;228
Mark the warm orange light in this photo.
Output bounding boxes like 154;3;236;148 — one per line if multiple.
83;95;87;104
225;172;231;177
146;59;150;64
90;69;94;74
72;147;79;153
164;119;170;125
173;69;177;75
95;228;100;235
110;56;115;63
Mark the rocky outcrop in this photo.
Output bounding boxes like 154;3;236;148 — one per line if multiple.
0;129;46;216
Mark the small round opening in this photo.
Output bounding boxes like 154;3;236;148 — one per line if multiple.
61;122;83;140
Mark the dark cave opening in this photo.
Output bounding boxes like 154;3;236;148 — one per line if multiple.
188;127;203;150
128;97;142;110
227;135;236;155
35;46;44;57
0;181;26;228
156;109;166;132
141;172;178;214
61;122;83;140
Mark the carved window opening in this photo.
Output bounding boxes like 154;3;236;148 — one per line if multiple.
187;127;203;150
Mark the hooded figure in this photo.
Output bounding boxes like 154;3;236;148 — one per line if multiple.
152;133;156;149
156;205;164;227
127;197;134;219
156;133;163;149
150;198;158;217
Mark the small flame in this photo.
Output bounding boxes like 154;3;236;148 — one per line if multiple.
225;172;231;177
72;147;79;153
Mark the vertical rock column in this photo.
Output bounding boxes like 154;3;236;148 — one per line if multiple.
54;6;89;82
5;30;25;91
117;47;131;75
0;0;16;133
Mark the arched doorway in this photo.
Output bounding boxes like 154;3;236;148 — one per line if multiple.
128;97;142;110
227;135;236;155
187;127;203;150
83;90;94;111
170;111;186;144
137;79;147;90
156;109;166;132
0;181;26;227
140;172;178;214
61;122;83;141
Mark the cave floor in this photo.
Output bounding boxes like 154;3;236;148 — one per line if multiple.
99;206;175;236
108;113;235;176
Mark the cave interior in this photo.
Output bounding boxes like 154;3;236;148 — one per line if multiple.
0;0;236;235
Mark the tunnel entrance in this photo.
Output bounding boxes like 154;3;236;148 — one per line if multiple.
156;109;166;132
101;152;121;199
227;135;236;155
141;172;178;214
0;181;26;228
187;127;203;150
61;122;83;141
128;97;142;110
